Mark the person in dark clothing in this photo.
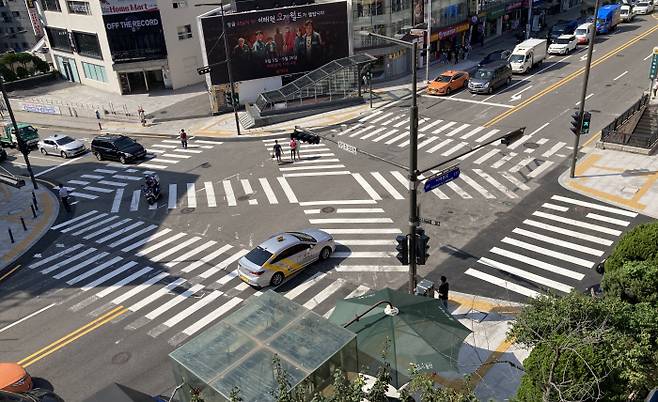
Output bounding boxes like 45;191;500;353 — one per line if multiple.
274;28;284;56
232;37;251;63
273;140;282;163
438;276;449;310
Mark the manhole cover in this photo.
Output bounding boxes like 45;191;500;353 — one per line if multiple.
524;142;540;149
111;351;131;365
181;207;195;214
201;162;211;168
321;206;336;213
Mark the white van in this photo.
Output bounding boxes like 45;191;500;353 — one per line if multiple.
509;38;547;74
574;23;594;44
620;4;636;20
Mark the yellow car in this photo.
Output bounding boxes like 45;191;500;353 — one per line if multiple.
427;70;469;96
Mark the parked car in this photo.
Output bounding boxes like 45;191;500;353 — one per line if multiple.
91;134;146;164
620;4;636;21
633;0;653;13
37;134;86;159
574;22;595;44
548;34;578;54
426;70;469;95
477;49;512;67
0;363;32;394
237;230;336;288
468;60;513;94
548;20;579;43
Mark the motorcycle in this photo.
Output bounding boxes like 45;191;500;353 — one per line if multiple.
142;174;161;205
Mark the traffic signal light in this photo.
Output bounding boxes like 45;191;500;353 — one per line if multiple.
570;111;582;135
395;234;409;265
416;228;430;265
225;92;239;106
581;111;591;134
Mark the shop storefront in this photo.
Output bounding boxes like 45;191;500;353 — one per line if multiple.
430;20;470;59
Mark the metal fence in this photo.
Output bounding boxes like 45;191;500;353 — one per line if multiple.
600;93;651;146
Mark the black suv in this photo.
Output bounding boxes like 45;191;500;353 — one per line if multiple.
91;135;146;164
548;20;579;43
477;49;512;68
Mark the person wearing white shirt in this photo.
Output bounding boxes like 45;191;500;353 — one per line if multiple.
58;185;71;212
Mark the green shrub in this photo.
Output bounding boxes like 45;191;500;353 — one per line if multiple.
33;58;50;73
604;222;658;274
0;66;17;82
603;260;658;305
15;66;29;79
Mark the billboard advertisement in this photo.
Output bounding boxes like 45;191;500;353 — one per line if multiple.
101;0;166;62
202;1;349;84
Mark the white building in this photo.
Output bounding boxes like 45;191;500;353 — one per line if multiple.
39;0;218;94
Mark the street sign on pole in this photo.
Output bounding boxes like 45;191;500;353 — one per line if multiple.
423;165;460;192
650;47;658;80
337;141;357;155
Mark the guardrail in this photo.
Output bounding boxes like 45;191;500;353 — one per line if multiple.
600;93;650;146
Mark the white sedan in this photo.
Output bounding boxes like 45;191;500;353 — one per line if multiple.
547;34;578;55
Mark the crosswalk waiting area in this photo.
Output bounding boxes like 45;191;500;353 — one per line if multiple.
464;195;638;299
32;211;374;345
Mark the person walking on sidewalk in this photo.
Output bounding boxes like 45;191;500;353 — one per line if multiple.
438;276;449;310
273;140;283;163
289;137;298;161
179;129;188;149
57;185;71;213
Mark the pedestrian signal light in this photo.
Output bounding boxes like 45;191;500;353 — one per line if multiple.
570;111;582;135
581;111;591;134
396;234;409;265
416;228;430;265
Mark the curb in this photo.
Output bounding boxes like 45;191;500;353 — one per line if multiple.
0;179;60;281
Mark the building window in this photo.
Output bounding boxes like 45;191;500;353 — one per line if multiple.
73;31;102;59
66;0;90;14
177;24;192;40
46;27;72;51
172;0;187;8
81;61;107;82
391;0;410;12
355;0;384;17
41;0;62;11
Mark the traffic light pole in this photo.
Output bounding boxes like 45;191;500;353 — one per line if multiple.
570;0;599;178
0;75;38;189
408;41;419;294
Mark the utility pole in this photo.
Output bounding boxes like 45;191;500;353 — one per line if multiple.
0;75;38;189
526;0;532;39
569;0;599;178
408;40;419;294
425;0;432;83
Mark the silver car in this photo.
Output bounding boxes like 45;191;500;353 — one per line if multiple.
237;230;335;288
38;134;86;158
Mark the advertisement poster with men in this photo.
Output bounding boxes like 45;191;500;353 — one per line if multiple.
203;1;349;83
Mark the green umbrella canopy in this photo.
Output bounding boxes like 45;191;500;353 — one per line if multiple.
328;288;471;387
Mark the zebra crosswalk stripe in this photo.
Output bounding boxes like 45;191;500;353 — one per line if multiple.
160;290;223;329
109;225;161;249
93;265;152;296
352;173;382;201
144;284;206;320
465;268;541;298
186;183;197;208
223;180;237;206
67;256;125;286
531;211;621;236
460;126;486;139
426;139;453;153
259;178;278;204
128;278;187;312
419;120;444;132
204;182;217;207
52;252;109;279
135;232;186;257
181;297;243;337
500;237;594;268
111;272;168;304
303;279;346;310
165;241;217;268
478;257;573;293
550;195;638;217
523;219;613;246
83;218;132;240
372;129;398;142
181;244;233;273
150;236;200;262
385;131;409;145
489;247;585;280
40;248;96;275
81;261;140;292
371;172;404;200
432;121;456;134
168;184;177;209
511;227;604;256
472;169;517;199
459;173;495;199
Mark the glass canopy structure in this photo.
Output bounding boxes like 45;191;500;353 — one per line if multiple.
169;291;357;402
254;54;377;115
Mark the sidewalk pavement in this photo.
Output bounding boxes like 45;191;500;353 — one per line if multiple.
441;290;527;400
0;181;59;278
560;145;658;218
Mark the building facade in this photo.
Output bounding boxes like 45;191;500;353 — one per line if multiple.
0;0;41;52
39;0;217;94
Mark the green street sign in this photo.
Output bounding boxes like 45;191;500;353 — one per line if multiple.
650;47;658;79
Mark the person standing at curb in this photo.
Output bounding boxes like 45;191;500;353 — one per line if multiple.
438;276;449;310
273;140;283;163
57;184;71;213
179;129;188;149
289;136;298;162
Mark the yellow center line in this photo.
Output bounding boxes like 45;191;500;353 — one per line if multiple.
17;306;127;368
485;23;658;127
0;265;21;283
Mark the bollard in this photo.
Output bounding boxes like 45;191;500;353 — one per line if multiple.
32;191;39;210
20;217;27;231
30;204;37;218
8;228;14;243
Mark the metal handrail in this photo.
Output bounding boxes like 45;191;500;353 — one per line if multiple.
601;94;650;144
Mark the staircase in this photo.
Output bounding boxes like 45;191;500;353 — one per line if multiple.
238;111;256;129
629;104;658;148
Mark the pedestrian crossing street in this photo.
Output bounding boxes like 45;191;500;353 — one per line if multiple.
338;109;572;179
35;210;375;346
462;194;639;300
141;138;222;170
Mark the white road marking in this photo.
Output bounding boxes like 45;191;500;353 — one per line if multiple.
360;127;387;140
81;174;104;180
309;218;393;224
68;180;89;186
97;222;151;245
98;180;127;187
426;139;453;153
182;297;242;336
52;252;109;279
331;251;395;258
586;213;630;227
352;173;382;201
298;200;376;206
613;70;628;81
575;93;594;106
111;272;169;304
279;164;346;171
200;249;249;279
324;285;371;318
446;181;472;199
70;215;120;236
113;174;141;181
349;126;375;138
532;211;621;236
303;279;346;310
473;149;499;165
119;228;173;252
93;266;153;296
527;161;554;178
29;244;85;269
336;239;396;245
500;172;530;190
541;203;568;212
135;233;188;258
83;218;132;240
490;152;518;169
460;173;495;199
490;247;585;280
338;123;363;136
283;171;350;178
507;123;550;150
194;140;223;145
152;144;176;149
151;158;179;164
285;273;326;300
184;183;196;208
512;227;603;256
419;119;444;132
335;265;408;272
83;186;114;194
167;184;177;209
445;123;470;137
478;257;572;293
441;141;469;157
460;126;486;139
550;195;637;217
259;178;278;204
160;290;223;328
371;172;404;199
417;136;440;149
465;268;540;298
94;168;118;174
51;211;98;230
130;190;141;211
60;213;108;233
144;284;206;320
40;248;96;275
320;228;402;234
523;219;613;246
240;179;256;206
138;163;168;170
542;142;567;158
0;303;56;333
370;111;394;124
501;237;595;267
173;149;202;154
384;131;409;145
204;181;217;207
127;278;187;312
373;129;399;142
421;94;514;108
291;158;341;164
398;133;426;148
473;169;517;198
161;153;191;159
223;180;237;206
181;244;233;273
277;177;299;203
393;118;408;128
432;121;456;134
474;129;501;143
111;189;123;213
165;240;216;268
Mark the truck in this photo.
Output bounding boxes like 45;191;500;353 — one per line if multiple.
0;120;39;149
596;4;621;34
508;38;547;74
